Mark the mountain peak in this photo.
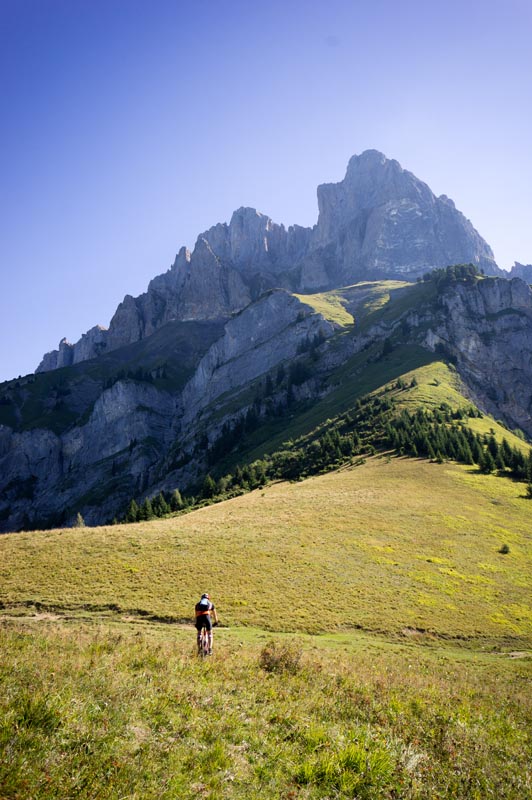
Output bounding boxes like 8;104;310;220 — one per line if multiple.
311;150;498;283
346;148;389;170
230;206;264;223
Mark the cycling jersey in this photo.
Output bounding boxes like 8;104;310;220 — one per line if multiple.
195;600;215;631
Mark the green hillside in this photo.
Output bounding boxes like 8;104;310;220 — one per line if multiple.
2;457;531;643
195;274;529;485
1;456;531;799
193;346;530;517
295;280;426;330
2;273;531;797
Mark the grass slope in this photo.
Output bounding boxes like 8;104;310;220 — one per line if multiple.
295;280;419;329
2;451;531;798
211;346;529;488
240;274;528;472
1;620;530;800
2;458;531;644
3;273;531;797
216;344;439;471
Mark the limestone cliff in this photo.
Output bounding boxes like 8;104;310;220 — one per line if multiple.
177;289;335;427
422;277;532;436
1;291;337;532
4;274;532;534
306;150;500;287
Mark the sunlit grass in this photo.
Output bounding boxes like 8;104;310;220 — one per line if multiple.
1;457;531;643
389;361;530;451
295;289;356;326
1;620;530;799
295;280;413;329
2;440;531;798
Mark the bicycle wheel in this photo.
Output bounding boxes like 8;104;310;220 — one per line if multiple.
199;628;209;658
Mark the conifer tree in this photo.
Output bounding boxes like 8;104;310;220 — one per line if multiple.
470;438;482;464
487;435;499;459
125;499;140;523
140;497;155;520
495;451;506;472
527;452;532;483
152;492;170;517
170;488;183;511
461;444;474;465
501;438;513;465
480;450;496;473
202;474;217;499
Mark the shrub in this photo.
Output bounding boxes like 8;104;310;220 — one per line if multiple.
259;639;302;674
498;544;510;554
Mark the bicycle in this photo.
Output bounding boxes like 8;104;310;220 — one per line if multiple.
198;627;210;658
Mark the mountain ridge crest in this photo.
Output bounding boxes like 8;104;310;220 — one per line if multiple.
36;150;502;373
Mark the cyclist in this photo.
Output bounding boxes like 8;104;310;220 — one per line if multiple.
194;592;218;655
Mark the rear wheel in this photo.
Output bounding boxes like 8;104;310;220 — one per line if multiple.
198;628;209;658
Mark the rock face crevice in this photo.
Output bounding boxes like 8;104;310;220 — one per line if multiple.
36;150;501;373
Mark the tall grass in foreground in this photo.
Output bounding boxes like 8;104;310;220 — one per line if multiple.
1;621;530;799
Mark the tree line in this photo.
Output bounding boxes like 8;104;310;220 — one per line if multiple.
384;406;532;479
119;388;532;524
420;263;481;286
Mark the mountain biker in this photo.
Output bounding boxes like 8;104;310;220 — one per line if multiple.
194;592;218;655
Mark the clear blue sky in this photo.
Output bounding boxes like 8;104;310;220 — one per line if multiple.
1;0;531;382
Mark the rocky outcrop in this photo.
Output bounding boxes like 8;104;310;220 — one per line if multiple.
37;338;75;372
0;380;178;532
509;262;532;283
304;150;500;286
36;326;108;373
178;289;335;427
36;150;501;373
201;207;310;279
423;277;532;436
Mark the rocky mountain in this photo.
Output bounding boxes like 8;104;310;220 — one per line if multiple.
1;289;336;531
2;151;531;535
36;150;500;372
2;267;532;533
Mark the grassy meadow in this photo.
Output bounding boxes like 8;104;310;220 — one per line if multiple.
1;619;530;800
2;433;532;797
2;457;531;641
